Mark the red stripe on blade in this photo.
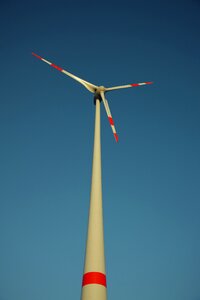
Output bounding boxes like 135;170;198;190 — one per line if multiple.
51;63;63;71
108;117;114;125
32;52;42;60
114;133;119;142
131;83;139;87
146;81;153;85
82;272;107;287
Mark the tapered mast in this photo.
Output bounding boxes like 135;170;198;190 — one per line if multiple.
81;97;107;300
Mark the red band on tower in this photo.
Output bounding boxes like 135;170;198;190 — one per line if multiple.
82;272;107;287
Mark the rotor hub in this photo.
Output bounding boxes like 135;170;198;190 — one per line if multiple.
95;86;106;93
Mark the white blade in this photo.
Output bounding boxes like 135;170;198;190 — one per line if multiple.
32;52;97;93
100;91;118;142
105;81;153;92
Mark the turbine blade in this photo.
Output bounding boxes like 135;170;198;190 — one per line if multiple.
100;92;118;142
32;52;97;93
106;81;153;92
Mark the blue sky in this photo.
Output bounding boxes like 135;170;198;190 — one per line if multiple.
0;0;200;299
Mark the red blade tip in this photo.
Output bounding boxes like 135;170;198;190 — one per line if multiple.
114;133;119;142
32;52;42;60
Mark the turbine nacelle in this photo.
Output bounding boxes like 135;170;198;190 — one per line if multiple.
94;86;106;104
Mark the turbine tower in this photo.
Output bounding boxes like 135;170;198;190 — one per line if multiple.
32;52;153;300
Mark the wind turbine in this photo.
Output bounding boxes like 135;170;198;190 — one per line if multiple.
32;52;153;300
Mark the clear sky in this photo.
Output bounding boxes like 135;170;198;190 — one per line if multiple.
0;0;200;299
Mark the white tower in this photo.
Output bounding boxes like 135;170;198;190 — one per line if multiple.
81;97;107;300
